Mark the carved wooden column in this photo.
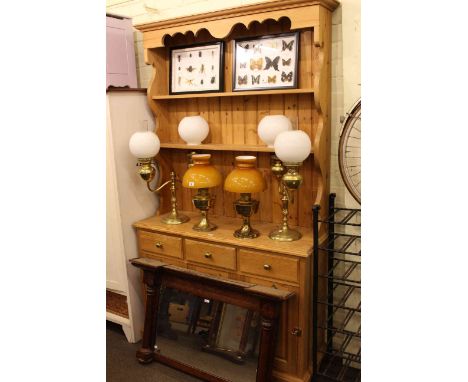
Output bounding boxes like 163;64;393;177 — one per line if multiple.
256;301;280;382
136;268;163;364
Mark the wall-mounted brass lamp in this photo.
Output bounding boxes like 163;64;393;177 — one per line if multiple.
129;129;189;225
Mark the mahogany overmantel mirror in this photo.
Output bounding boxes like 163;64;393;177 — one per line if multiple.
130;258;295;382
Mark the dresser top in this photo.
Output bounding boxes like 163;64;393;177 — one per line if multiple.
134;211;313;258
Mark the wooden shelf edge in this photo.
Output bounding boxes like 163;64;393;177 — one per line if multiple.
160;143;314;153
152;88;314;100
160;143;273;152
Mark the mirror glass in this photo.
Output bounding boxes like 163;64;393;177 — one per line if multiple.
155;286;260;382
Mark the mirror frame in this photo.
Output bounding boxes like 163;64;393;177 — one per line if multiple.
130;258;295;382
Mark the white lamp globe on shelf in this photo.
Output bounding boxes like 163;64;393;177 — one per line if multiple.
129;131;160;159
257;115;292;147
178;115;209;145
274;130;311;164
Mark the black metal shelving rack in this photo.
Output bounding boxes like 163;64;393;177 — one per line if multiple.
312;193;361;382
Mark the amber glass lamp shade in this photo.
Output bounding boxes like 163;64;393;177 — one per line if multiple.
224;156;266;193
224;156;265;239
182;154;221;232
182;154;222;189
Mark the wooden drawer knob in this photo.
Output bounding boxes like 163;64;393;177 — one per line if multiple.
263;264;272;270
155;242;163;248
204;252;213;259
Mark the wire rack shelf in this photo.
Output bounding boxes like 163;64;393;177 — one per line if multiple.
312;193;361;382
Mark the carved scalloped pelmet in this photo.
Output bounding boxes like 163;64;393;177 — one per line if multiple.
142;5;321;49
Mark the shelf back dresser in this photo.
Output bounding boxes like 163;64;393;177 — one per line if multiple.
132;1;339;381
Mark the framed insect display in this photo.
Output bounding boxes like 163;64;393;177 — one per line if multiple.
232;32;299;91
169;41;224;94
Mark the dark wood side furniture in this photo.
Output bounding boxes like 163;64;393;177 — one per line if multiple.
130;257;295;382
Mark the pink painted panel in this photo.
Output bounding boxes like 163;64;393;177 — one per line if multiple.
106;16;138;89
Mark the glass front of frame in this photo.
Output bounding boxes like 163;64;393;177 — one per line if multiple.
170;42;224;94
232;32;299;91
156;287;260;382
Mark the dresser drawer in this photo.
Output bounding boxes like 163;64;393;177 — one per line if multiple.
138;230;183;259
185;239;236;270
239;249;299;283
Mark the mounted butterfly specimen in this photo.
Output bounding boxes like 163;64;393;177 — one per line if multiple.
238;75;247;85
232;34;297;91
264;56;280;71
282;40;294;51
250;57;263;71
251;75;260;85
186;65;195;73
281;71;293;82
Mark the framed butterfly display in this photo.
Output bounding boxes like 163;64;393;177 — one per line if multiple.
232;32;299;91
169;41;224;94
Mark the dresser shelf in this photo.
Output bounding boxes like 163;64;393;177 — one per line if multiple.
152;88;315;100
160;143;314;153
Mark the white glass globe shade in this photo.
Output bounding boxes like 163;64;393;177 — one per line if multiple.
274;130;312;163
257;115;292;147
129;131;160;158
178;116;209;145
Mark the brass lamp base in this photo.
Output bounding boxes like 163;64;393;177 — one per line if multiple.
269;158;303;242
233;194;260;239
192;215;217;232
192;188;217;232
269;226;302;242
161;211;190;225
234;226;260;239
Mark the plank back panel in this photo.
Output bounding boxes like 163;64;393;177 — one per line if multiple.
144;20;321;230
